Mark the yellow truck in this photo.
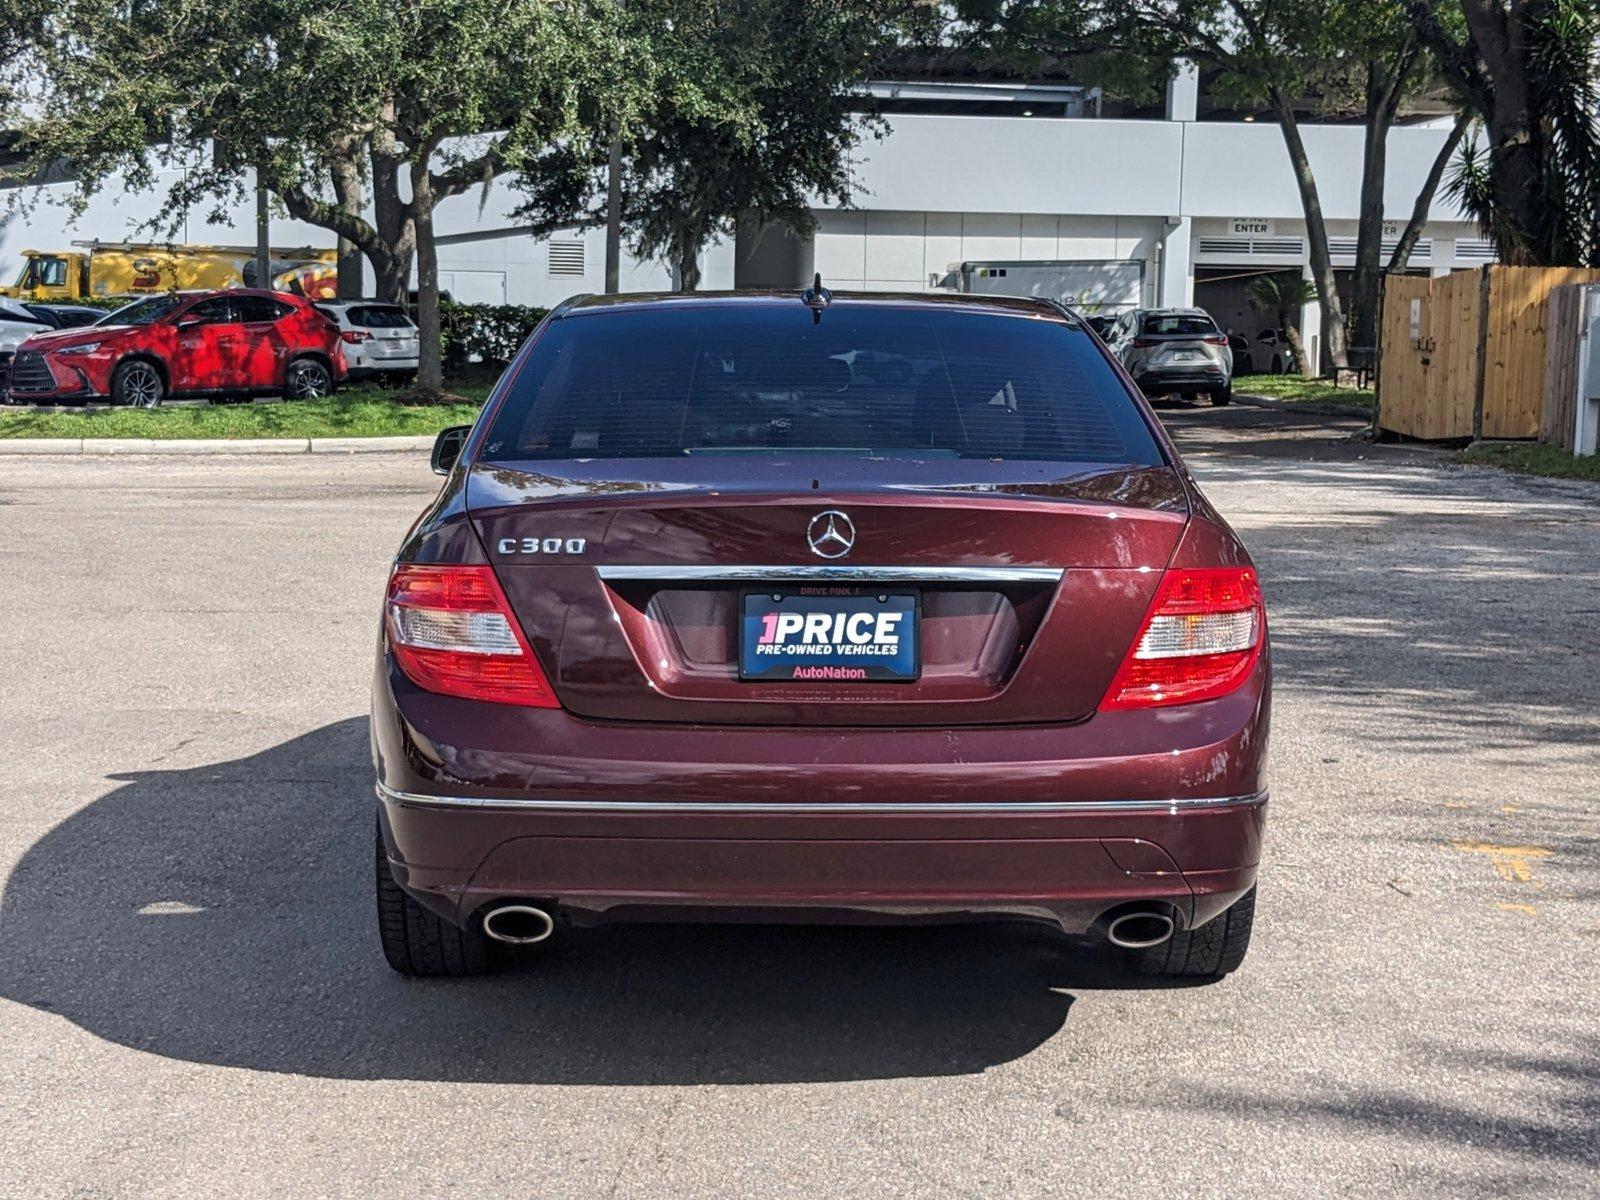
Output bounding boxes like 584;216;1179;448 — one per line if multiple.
0;241;339;302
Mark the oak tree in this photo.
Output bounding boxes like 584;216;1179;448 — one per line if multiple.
14;0;631;392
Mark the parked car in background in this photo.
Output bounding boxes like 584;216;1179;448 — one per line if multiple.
1233;329;1300;377
315;300;419;382
1251;329;1297;376
1104;307;1234;405
372;289;1269;980
1;298;55;397
25;303;107;329
1083;313;1118;340
5;288;346;407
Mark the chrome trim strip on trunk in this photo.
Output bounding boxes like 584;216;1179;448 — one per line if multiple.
594;565;1064;584
376;781;1266;815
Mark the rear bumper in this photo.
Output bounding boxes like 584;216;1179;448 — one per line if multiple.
373;656;1270;934
378;783;1265;934
347;359;418;380
1134;365;1229;392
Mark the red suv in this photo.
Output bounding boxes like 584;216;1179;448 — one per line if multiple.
5;288;347;407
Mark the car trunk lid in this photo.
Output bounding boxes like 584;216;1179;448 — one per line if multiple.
469;456;1188;726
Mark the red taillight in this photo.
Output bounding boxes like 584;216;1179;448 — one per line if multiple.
341;329;371;344
1202;335;1228;345
385;564;559;707
1100;567;1265;710
1132;337;1158;348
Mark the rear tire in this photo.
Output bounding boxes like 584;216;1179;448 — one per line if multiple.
1210;386;1233;407
284;357;333;400
375;817;497;976
111;359;165;408
1129;887;1255;978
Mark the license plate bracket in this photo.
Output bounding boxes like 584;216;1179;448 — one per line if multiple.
739;589;920;683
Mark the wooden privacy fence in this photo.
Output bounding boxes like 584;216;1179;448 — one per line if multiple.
1541;284;1600;451
1377;265;1600;440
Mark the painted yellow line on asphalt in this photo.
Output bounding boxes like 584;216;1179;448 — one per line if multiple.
1496;902;1538;917
1450;840;1552;885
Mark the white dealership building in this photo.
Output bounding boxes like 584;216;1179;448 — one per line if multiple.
1;68;1483;364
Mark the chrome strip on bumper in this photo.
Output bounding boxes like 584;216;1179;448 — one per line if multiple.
594;565;1064;584
376;781;1267;815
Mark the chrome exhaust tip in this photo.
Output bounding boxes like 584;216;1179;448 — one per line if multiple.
482;904;556;945
1105;909;1176;950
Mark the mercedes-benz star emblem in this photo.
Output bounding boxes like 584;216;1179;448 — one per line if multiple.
806;510;855;559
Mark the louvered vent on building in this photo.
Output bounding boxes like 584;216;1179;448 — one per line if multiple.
1327;238;1433;262
547;241;587;277
1195;236;1307;257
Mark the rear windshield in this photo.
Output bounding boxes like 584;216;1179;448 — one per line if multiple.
479;305;1162;465
1141;313;1217;337
346;304;413;329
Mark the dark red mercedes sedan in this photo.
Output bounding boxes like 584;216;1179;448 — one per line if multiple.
372;287;1269;980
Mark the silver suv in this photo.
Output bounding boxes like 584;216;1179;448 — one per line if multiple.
313;300;419;382
1105;307;1233;406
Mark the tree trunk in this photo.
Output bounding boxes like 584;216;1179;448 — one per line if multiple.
330;146;365;299
604;132;623;294
1280;306;1308;373
676;246;701;292
1349;49;1413;353
1349;112;1388;350
371;119;415;304
411;159;444;394
371;244;411;307
251;128;415;308
1404;0;1545;261
1448;0;1547;263
1269;85;1348;372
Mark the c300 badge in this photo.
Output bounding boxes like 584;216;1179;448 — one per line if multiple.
497;536;587;555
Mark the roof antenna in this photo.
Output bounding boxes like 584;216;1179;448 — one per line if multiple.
801;272;831;324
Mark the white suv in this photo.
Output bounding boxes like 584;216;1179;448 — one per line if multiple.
1104;307;1234;406
1;299;54;401
314;301;419;382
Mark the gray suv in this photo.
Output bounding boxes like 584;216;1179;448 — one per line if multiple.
1105;307;1233;406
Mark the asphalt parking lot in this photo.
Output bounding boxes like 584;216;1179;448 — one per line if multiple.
1;407;1596;1199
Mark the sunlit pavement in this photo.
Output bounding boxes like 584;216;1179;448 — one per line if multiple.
1;411;1595;1199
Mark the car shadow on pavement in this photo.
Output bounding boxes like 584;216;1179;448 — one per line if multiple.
0;717;1202;1086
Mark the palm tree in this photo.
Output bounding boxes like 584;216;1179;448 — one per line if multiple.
1248;275;1319;378
1424;0;1600;267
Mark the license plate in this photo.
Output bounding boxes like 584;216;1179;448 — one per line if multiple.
1172;350;1196;361
740;590;919;682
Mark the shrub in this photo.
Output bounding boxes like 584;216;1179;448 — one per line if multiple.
76;296;136;312
440;301;549;369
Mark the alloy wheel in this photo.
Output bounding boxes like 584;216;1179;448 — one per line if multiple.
288;361;331;399
126;364;161;408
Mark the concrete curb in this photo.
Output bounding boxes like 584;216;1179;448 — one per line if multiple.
310;435;436;454
1234;393;1375;421
0;438;85;455
0;435;434;456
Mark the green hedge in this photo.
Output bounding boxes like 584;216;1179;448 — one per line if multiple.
441;301;549;368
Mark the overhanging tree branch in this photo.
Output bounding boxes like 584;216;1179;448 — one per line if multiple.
1387;109;1471;272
